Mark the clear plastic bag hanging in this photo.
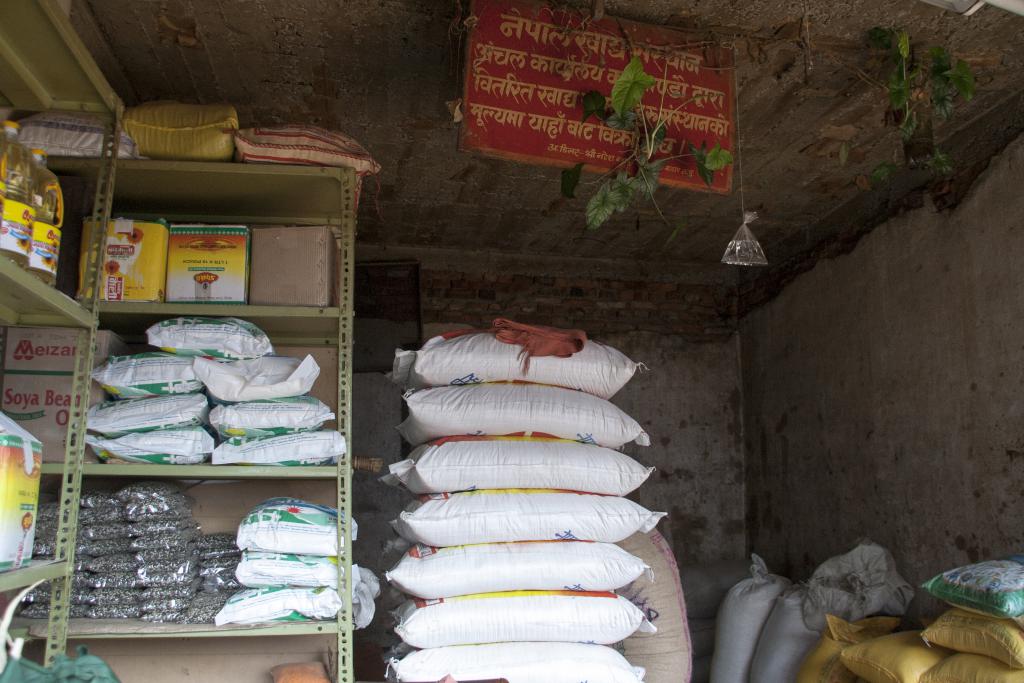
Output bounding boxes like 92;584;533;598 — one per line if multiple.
722;211;768;266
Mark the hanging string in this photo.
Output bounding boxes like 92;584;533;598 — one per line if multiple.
733;44;757;227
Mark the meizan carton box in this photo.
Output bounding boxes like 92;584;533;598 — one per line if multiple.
0;412;42;570
166;224;250;303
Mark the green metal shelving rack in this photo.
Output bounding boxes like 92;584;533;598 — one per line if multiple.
0;0;120;668
2;3;357;681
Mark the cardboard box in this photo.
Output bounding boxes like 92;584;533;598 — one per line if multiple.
249;226;336;307
1;329;128;462
79;219;169;302
276;344;338;429
0;414;41;569
166;224;249;303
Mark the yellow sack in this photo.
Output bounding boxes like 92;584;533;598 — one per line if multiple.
921;653;1024;682
922;609;1024;669
798;615;902;683
840;631;951;683
124;101;237;161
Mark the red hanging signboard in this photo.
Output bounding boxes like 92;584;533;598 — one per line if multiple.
460;0;736;194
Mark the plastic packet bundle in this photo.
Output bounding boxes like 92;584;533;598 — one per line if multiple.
77;537;133;557
146;317;273;361
88;588;143;607
209;396;334;438
139;557;198;576
135;547;198;565
79;506;127;524
37;502;60;521
115;481;182;503
91;352;204;398
123;494;193;522
86;604;142;619
80;553;138;573
129;529;198;551
200;547;241;562
80;492;120;509
20;604;90;620
79;523;135;541
140;610;183;623
131;519;198;536
139;569;200;587
197;532;236;551
85;572;144;590
200;553;240;571
33;538;55;558
202;571;240;593
141;597;192;613
87;393;209;437
22;585;51;604
181;591;229;624
142;580;200;602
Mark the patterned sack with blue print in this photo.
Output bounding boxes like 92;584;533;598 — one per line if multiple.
923;556;1024;618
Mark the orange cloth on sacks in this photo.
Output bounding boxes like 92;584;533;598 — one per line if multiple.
444;318;587;370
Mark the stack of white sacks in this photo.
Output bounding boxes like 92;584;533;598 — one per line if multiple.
87;317;344;467
214;497;380;628
385;329;665;683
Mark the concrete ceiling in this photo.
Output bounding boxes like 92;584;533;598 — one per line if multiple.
73;0;1024;302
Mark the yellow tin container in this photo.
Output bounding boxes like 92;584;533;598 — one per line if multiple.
166;224;249;303
79;219;169;302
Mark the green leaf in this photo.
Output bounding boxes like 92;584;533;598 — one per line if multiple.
582;90;606;123
897;30;911;60
839;142;850;167
610;56;656;116
867;27;893;51
947;60;975;101
652;122;667;147
930;46;952;78
609;172;639;210
888;70;910;110
586;182;617;230
704;143;734;171
929;148;953;176
689;142;715;186
870;161;898;185
605;111;638;130
932;78;953;120
561;163;584;199
635;158;668;198
665;220;686;245
899;110;918;141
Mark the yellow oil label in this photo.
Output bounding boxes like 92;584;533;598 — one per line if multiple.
0;199;33;257
28;221;60;276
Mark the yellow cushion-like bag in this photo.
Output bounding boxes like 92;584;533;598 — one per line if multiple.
922;653;1024;683
840;631;951;683
798;615;902;683
124;101;238;161
922;609;1024;669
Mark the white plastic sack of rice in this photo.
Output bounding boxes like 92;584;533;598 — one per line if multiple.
146;317;273;360
390;642;646;683
391;332;641;399
397;384;650;448
213;586;341;625
208;396;334;438
85;426;214;465
394;590;655;648
86;393;209;437
91;353;204;398
236;551;346;588
392;490;664;546
387;540;651;599
236;498;356;556
211;430;344;466
385;435;653;495
193;355;319;403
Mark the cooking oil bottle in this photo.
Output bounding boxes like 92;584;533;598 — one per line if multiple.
28;149;62;284
0;121;34;266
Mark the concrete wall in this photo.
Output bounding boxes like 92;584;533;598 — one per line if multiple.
741;133;1024;615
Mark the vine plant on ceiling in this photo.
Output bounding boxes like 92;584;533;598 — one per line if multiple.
559;56;735;240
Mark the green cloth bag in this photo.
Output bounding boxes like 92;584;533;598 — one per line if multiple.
0;646;120;683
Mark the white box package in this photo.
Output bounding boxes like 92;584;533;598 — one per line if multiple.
209;396;334;438
91;352;204;398
385;435;654;495
392;490;665;546
212;430;345;466
236;498;355;556
86;393;209;437
391;332;641;399
387;540;651;599
193;355;319;403
146;317;273;360
390;642;646;683
394;590;655;648
396;384;650;448
85;427;214;465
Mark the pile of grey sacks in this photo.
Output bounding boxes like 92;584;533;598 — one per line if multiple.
21;481;238;624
